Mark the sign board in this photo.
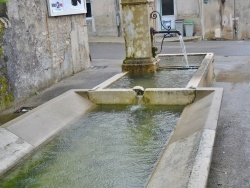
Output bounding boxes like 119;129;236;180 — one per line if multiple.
47;0;87;17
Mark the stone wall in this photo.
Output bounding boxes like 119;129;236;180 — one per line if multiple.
0;17;13;111
176;0;201;36
202;0;250;40
2;0;90;106
175;0;233;39
235;1;250;39
203;0;234;40
203;0;224;39
88;0;121;37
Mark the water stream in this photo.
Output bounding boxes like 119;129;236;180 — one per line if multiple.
179;35;189;67
0;105;184;188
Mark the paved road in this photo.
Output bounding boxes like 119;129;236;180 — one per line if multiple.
90;40;250;187
208;56;250;188
90;40;250;59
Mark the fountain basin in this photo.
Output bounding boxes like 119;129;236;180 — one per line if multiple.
159;53;214;88
0;52;218;187
98;53;214;89
0;86;223;188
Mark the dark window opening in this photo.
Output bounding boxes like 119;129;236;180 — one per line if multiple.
162;0;174;15
86;3;92;17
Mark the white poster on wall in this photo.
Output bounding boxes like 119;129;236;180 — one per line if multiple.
47;0;87;17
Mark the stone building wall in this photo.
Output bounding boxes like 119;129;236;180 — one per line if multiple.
175;0;201;36
201;0;250;40
155;0;250;40
1;0;90;107
88;0;121;37
175;0;233;39
234;1;250;39
203;0;225;39
88;0;250;40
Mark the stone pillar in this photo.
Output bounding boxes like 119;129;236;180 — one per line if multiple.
121;0;159;73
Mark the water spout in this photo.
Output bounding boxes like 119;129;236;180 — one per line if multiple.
133;86;145;105
133;86;145;96
150;11;190;67
178;35;189;67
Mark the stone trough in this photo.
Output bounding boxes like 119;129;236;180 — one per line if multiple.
0;53;222;188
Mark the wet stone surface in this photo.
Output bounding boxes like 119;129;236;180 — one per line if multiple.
207;56;250;188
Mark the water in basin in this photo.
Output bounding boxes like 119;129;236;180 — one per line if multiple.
0;105;184;188
109;69;197;88
109;55;205;89
159;55;205;67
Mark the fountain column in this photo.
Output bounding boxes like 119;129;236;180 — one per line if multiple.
121;0;159;73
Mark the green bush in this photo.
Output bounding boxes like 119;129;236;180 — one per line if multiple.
0;0;7;3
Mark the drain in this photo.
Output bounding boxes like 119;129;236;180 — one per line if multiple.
14;107;34;114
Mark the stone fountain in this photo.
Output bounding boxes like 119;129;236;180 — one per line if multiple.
121;0;185;73
121;0;159;72
0;1;223;188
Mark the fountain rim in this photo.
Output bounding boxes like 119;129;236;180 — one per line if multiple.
93;53;214;90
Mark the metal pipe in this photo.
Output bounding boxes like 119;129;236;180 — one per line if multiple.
150;27;181;36
152;30;181;35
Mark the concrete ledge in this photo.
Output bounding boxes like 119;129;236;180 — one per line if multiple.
147;131;202;188
91;72;128;90
0;90;95;177
144;88;195;105
187;53;214;88
0;128;34;176
3;90;94;147
203;88;223;130
187;129;216;188
187;88;223;188
168;90;215;144
122;59;160;73
87;88;196;105
146;88;223;188
88;89;137;104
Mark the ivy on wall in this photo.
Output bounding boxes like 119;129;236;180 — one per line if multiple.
0;1;13;110
0;73;13;108
0;0;7;17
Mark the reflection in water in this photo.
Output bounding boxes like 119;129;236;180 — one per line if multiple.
0;105;183;188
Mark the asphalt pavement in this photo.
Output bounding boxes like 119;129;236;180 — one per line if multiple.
208;56;250;188
1;38;250;187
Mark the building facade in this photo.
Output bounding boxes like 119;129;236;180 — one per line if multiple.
87;0;250;40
